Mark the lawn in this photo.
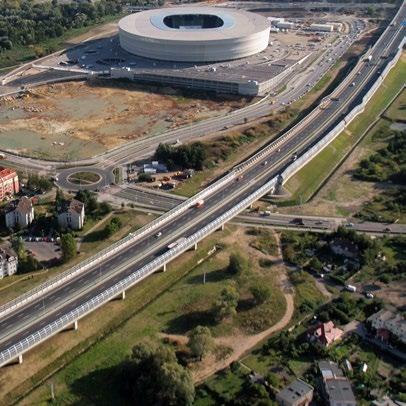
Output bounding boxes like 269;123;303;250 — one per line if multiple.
384;88;406;122
283;53;406;205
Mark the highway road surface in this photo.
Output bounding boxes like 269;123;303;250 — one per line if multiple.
110;186;406;235
0;4;404;366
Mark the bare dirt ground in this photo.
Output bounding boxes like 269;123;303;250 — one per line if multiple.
374;280;406;309
161;229;295;383
0;81;245;160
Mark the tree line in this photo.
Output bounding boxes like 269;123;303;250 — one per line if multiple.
353;129;405;184
0;0;123;52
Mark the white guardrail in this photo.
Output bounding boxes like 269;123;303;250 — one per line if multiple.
0;15;404;367
0;171;236;320
0;173;279;367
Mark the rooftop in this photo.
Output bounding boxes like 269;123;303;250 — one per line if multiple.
118;7;269;41
58;199;84;215
277;379;313;403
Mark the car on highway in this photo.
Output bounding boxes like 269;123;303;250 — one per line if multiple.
155;232;162;238
291;217;305;226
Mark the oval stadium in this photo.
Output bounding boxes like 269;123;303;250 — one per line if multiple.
118;7;270;62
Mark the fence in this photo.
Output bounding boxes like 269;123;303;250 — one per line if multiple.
0;170;236;319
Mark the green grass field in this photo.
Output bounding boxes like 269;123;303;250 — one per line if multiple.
283;54;406;205
384;88;406;121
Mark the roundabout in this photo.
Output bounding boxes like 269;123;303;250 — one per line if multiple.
56;167;114;191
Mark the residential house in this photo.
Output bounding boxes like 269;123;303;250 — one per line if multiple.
57;199;85;230
318;360;356;406
0;167;19;200
276;379;314;406
309;321;344;347
5;196;34;229
367;309;406;345
0;247;18;279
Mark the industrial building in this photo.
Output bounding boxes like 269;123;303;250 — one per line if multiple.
118;7;270;62
309;23;334;32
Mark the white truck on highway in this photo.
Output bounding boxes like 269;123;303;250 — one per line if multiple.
167;237;187;250
195;199;204;208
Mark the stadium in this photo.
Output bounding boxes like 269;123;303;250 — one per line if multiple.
118;7;271;62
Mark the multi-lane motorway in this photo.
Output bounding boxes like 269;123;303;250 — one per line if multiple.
0;4;404;365
109;185;406;235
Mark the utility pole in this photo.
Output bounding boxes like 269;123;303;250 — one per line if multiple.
50;382;55;402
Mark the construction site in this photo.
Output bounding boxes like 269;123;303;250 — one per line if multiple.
0;81;245;160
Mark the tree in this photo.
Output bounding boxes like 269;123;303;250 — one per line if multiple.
98;201;112;215
60;233;76;262
124;342;195;406
213;285;239;322
103;217;121;238
11;237;25;259
282;243;296;263
227;253;247;276
250;284;271;305
308;257;322;272
75;190;98;214
187;326;214;361
55;188;64;208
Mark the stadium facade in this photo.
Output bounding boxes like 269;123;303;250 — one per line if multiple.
118;7;270;62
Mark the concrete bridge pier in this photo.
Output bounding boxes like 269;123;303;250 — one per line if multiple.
193;243;198;251
217;224;225;231
18;354;23;364
162;263;167;272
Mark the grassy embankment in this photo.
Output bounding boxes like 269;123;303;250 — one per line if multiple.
282;53;406;205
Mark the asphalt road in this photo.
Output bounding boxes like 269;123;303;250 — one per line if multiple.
0;6;404;361
111;187;406;235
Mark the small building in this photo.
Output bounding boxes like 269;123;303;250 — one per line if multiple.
57;199;85;230
143;161;168;174
276;21;295;30
309;23;334;32
0;247;18;279
318;360;356;406
276;379;314;406
367;309;406;345
309;321;344;347
0;167;19;200
5;196;34;229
